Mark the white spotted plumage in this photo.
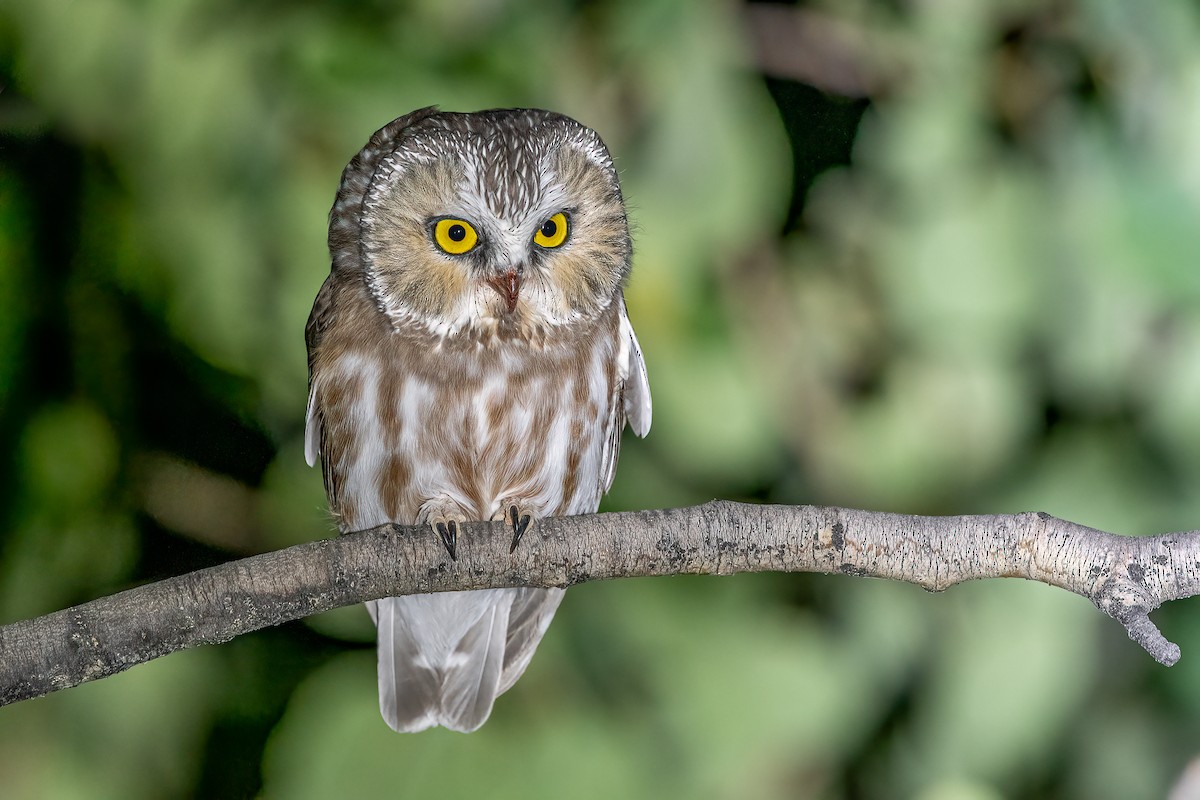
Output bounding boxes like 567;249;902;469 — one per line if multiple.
305;107;650;732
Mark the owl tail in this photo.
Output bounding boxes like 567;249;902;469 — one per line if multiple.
369;587;564;733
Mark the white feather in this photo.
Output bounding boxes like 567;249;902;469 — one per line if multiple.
303;385;320;467
619;302;652;438
372;589;563;733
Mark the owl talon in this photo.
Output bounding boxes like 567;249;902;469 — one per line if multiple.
507;505;533;553
436;520;458;561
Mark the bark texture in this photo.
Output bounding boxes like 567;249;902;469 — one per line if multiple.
2;501;1196;705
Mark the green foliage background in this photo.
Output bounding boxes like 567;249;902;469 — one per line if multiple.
2;0;1200;797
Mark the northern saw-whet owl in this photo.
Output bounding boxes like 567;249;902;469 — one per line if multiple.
304;107;651;732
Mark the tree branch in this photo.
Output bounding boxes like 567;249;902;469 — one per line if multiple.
2;501;1197;706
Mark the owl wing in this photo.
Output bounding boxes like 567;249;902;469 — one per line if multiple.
619;299;652;438
600;298;652;495
497;587;565;694
303;274;337;469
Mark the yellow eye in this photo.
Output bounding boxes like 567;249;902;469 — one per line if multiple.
433;218;478;255
533;212;569;249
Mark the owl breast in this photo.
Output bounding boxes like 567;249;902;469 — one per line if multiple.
313;295;623;533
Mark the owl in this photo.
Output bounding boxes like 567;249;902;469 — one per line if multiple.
303;107;651;733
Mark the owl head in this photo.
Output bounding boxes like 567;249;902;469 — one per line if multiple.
328;107;632;341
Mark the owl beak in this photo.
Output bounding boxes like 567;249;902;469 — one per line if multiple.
485;268;522;314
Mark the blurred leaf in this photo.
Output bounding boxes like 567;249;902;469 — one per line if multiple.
18;401;118;509
263;651;654;800
0;647;218;800
904;581;1098;788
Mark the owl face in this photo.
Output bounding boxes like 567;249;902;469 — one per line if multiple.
345;109;631;340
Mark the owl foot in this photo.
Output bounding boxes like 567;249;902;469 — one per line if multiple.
493;501;534;553
434;520;458;561
420;500;470;562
